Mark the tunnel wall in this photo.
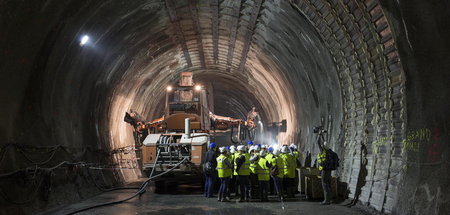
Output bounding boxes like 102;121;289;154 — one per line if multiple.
291;0;407;213
382;1;450;214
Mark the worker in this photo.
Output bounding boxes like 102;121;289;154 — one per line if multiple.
203;142;217;198
253;150;271;201
232;145;241;198
225;146;234;199
271;148;284;201
317;141;332;205
216;147;232;202
290;143;302;194
281;145;297;198
247;107;258;121
235;145;250;202
265;147;275;195
248;145;259;199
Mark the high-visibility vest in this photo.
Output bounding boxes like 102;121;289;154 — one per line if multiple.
256;157;270;181
216;154;232;178
265;153;274;162
271;156;284;178
283;153;296;178
233;152;240;175
293;151;301;163
249;155;257;174
234;153;250;176
317;150;327;171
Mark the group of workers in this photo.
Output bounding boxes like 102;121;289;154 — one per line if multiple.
203;141;302;203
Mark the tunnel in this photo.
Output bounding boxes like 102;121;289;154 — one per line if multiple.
0;0;449;214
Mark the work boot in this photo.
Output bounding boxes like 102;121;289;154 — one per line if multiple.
320;200;330;205
217;193;222;202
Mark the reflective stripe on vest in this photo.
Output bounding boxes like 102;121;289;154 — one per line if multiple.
317;150;327;171
216;154;232;178
234;153;250;176
256;157;270;181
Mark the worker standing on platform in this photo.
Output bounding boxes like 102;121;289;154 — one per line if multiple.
235;145;250;202
216;147;232;202
203;142;217;198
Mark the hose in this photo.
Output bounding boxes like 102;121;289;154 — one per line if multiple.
65;157;189;215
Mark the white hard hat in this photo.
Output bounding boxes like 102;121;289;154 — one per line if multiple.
289;144;297;150
281;145;289;153
255;145;261;151
230;145;236;150
261;145;267;149
230;148;236;153
237;145;245;151
273;148;280;156
248;146;254;154
259;150;266;157
219;147;226;153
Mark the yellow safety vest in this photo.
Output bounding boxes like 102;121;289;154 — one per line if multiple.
317;150;327;171
284;153;296;178
256;157;270;181
233;152;240;175
216;154;232;178
265;153;274;162
249;155;257;174
293;151;301;163
272;156;284;178
234;153;250;176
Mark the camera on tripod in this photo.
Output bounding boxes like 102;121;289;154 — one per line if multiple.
313;126;327;134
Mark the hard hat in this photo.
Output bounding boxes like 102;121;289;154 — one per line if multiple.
237;145;245;151
268;147;274;153
261;145;267;149
255;144;261;151
259;150;266;157
281;145;289;153
209;142;216;149
247;141;253;145
230;148;236;153
226;146;231;151
248;146;254;154
289;144;297;150
230;145;236;150
273;148;280;156
219;147;226;153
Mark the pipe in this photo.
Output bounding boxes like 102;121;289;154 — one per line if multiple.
185;118;191;137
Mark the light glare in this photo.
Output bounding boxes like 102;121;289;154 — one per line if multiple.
80;35;89;46
195;85;202;91
166;86;172;91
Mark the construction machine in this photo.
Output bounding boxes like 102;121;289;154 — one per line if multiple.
124;72;257;185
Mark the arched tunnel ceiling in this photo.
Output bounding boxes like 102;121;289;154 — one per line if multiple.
0;0;417;214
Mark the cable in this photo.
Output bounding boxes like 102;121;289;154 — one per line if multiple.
65;157;189;215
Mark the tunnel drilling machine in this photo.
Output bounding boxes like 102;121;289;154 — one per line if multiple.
124;72;257;187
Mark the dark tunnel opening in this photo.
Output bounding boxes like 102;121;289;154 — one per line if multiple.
0;0;449;214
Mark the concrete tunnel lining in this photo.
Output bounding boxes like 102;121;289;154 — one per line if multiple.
104;0;343;182
7;0;450;215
